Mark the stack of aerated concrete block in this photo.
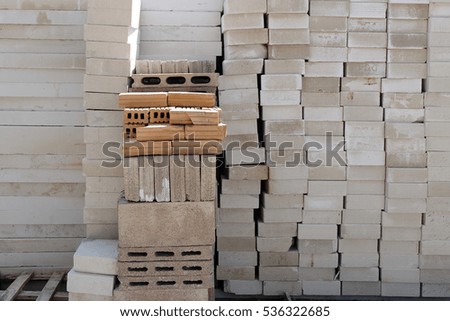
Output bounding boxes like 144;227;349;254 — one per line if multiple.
68;239;118;301
217;0;267;296
300;0;346;297
340;1;387;296
83;0;141;239
422;1;450;297
138;0;223;61
0;1;86;274
381;2;428;297
259;0;308;297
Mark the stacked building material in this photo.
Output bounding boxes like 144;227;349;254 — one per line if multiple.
83;0;141;239
218;39;267;300
340;2;387;296
216;0;267;296
259;0;308;297
298;0;346;297
139;0;223;62
115;65;223;300
0;1;86;275
422;1;450;298
381;2;428;297
68;239;118;301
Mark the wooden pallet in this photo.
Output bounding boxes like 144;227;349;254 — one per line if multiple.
0;271;67;301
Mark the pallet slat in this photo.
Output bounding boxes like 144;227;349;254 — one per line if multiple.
36;272;65;301
0;271;33;301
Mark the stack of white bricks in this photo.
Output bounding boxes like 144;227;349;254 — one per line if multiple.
68;239;118;301
340;2;386;296
217;0;267;296
300;0;346;297
0;1;86;275
381;2;428;297
83;0;141;239
263;0;307;297
138;0;223;61
422;1;450;297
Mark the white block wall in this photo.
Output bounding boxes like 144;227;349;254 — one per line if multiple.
0;0;86;276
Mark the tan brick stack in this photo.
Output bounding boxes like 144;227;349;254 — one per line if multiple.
114;61;224;300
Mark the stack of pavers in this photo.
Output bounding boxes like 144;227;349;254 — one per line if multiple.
422;2;450;297
381;2;428;297
114;61;225;300
340;2;387;296
83;0;140;239
217;0;267;296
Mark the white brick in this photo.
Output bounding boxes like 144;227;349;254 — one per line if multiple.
221;14;264;32
224;0;267;14
302;281;341;296
310;32;347;47
258;221;297;237
263;281;302;296
344;106;384;121
73;239;118;275
310;1;349;17
380;254;419;269
308;181;347;196
388;49;427;63
304;197;344;211
341;224;381;239
383;93;423;109
297;224;337;240
222;59;264;75
302;211;342;225
224;280;262;295
383;212;422;229
298;240;338;254
264;59;305;75
224;29;268;46
347;151;385;166
386;168;428;183
261;208;303;223
299;253;339;268
224;44;267;60
67;269;115;296
267;0;309;13
260;267;299;281
260;90;300;105
305;62;344;77
381;283;420;297
257;237;295;252
382;227;421;241
339;240;378;253
348;18;386;32
269;29;310;45
350;3;387;18
261;75;302;91
347;48;386;62
303;107;343;121
341;253;379;268
339;267;379;282
382;79;422;93
219;251;258;266
268;13;309;29
342;210;381;224
348;32;387;48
